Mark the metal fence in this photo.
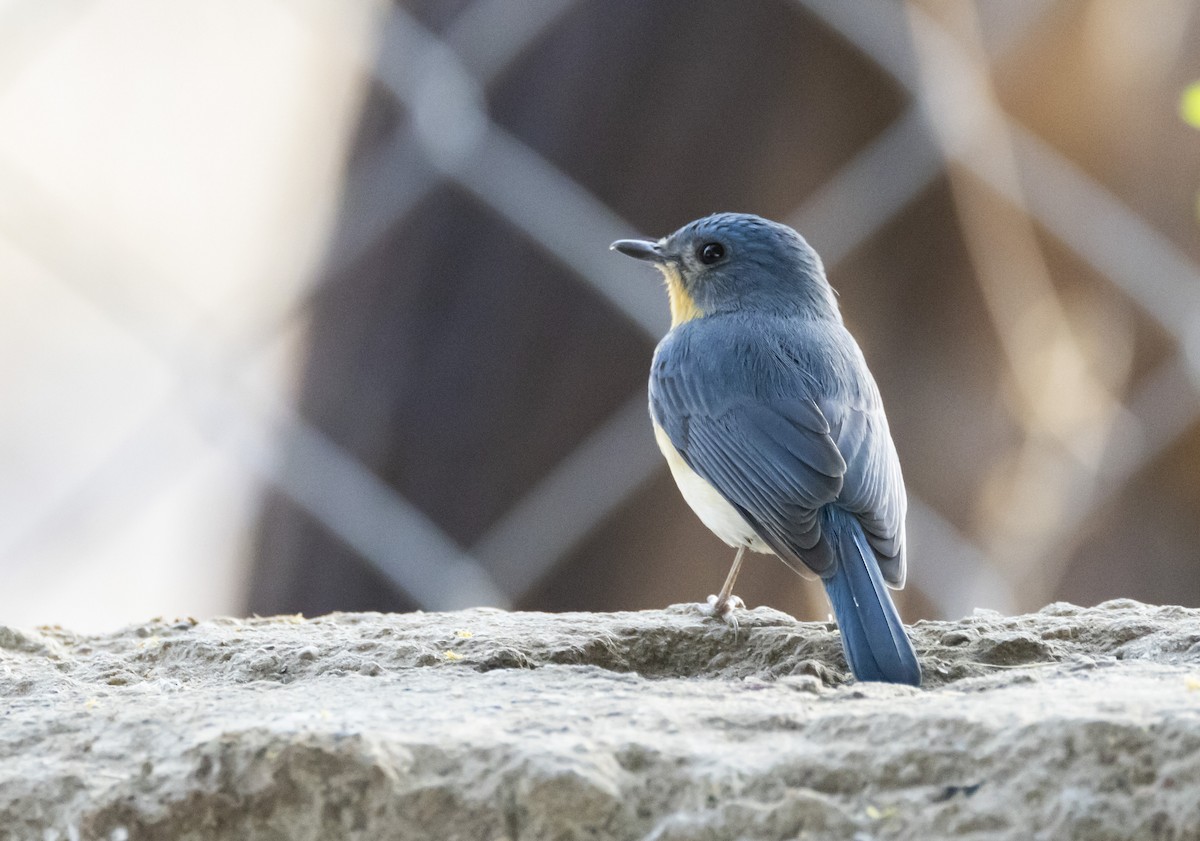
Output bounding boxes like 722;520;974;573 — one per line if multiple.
3;0;1199;628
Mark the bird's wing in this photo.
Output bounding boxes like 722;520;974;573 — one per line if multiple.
651;322;907;584
818;389;907;586
650;329;847;577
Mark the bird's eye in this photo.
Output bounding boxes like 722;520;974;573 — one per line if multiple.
698;242;725;264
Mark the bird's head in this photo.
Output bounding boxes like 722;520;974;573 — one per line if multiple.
611;213;839;328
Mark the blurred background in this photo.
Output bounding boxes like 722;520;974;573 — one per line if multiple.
2;0;1199;632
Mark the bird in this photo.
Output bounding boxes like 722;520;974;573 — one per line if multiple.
611;212;921;686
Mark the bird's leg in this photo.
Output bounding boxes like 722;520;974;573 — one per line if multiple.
706;546;747;624
714;546;746;608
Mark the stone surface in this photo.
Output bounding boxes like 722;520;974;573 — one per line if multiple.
2;599;1200;840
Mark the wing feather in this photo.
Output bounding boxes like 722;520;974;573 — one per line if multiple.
651;318;906;584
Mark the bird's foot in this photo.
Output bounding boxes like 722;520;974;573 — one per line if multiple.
701;593;746;628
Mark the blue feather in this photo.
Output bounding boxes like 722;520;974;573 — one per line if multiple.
821;506;921;686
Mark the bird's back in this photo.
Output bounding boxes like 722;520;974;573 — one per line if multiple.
650;310;907;585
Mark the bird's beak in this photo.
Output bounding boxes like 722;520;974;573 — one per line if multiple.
610;238;665;263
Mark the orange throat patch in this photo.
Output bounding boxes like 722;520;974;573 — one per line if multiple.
658;264;702;327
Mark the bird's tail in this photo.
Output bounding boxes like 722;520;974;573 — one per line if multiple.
820;507;921;686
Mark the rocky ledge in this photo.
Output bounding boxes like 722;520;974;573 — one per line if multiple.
2;599;1199;840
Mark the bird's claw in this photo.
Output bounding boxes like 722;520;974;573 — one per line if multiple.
701;593;745;628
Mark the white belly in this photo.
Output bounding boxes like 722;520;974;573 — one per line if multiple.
653;423;771;552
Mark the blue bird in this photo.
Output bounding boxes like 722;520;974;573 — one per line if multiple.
612;213;921;686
